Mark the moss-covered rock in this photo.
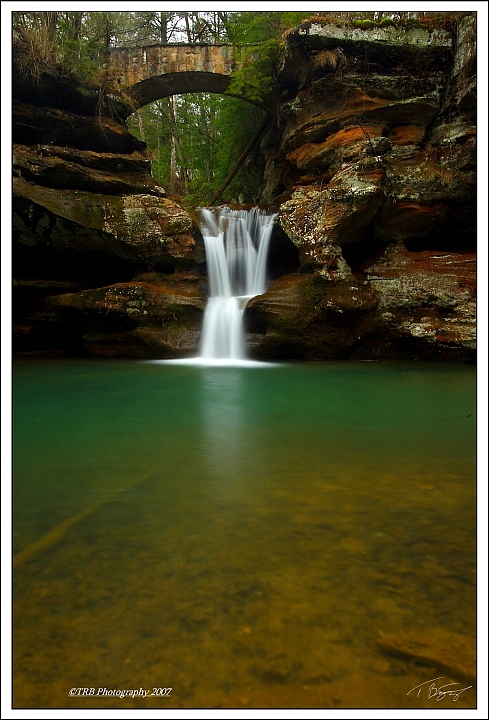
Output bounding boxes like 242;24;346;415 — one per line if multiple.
246;273;378;360
278;162;385;275
244;244;475;362
12;14;477;363
13;176;201;269
39;279;206;358
277;20;452;91
365;245;476;354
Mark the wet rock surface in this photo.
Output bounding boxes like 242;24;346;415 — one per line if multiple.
13;178;200;270
377;629;476;685
13;144;161;196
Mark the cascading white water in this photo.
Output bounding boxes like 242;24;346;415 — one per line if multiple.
198;207;276;361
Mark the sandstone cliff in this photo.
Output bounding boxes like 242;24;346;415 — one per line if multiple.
249;14;476;361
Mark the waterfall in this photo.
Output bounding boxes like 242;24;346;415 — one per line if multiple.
197;207;276;361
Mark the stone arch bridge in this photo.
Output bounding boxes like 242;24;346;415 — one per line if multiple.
109;44;274;116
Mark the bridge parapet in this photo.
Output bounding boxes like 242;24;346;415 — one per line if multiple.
110;44;241;87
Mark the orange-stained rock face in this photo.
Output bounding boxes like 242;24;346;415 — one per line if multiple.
364;245;476;355
286;125;387;172
325;125;386;148
262;16;476;362
374;201;446;241
388;125;426;146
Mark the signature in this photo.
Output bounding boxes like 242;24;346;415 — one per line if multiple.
407;677;473;702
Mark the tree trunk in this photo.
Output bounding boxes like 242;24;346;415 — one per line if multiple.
159;12;168;44
217;12;228;40
102;12;112;59
41;11;58;43
71;12;83;41
183;12;192;43
135;110;146;142
168;96;187;196
209;114;270;205
40;11;57;59
169;97;178;195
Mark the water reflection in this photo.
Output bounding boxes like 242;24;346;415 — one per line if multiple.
198;369;253;484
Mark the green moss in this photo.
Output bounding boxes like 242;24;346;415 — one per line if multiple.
229;39;279;102
379;18;395;27
352;19;376;29
271;316;300;336
162;311;195;333
300;276;330;313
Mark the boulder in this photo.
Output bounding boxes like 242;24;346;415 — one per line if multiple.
278;163;385;275
246;273;378;360
245;243;475;362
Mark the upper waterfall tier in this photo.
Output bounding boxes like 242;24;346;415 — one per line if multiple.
198;207;276;360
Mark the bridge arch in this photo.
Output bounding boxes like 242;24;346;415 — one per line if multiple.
127;71;271;113
109;44;274;115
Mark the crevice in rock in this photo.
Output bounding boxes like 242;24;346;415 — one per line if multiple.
340;235;389;276
267;224;301;279
404;232;476;253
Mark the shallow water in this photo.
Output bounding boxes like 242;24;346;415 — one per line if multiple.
13;360;476;709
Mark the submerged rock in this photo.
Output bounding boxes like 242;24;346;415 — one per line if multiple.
377;629;476;685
